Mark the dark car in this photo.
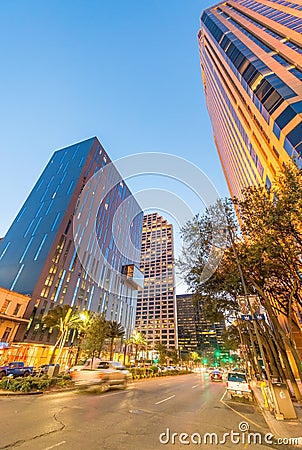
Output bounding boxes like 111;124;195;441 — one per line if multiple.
33;364;59;377
210;370;223;382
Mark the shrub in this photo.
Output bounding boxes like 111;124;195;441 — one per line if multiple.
0;375;73;392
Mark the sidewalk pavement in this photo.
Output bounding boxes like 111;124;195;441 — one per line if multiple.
252;384;302;445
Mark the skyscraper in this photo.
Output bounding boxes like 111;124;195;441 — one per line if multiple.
135;213;178;349
199;0;302;198
176;293;224;357
0;137;143;346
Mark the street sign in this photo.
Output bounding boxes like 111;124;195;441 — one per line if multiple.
241;314;253;321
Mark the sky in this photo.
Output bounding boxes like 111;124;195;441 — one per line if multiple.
0;0;229;290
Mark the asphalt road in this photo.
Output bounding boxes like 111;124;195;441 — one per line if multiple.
0;372;297;450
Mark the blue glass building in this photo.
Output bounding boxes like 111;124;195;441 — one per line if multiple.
0;137;143;343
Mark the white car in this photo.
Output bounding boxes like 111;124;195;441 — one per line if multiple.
226;372;253;401
71;360;129;390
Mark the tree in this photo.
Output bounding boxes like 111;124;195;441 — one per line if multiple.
107;321;125;361
82;314;109;360
167;347;179;365
154;342;168;365
178;164;302;400
129;331;147;363
123;337;132;365
42;305;82;364
221;324;240;352
190;351;200;365
74;310;93;364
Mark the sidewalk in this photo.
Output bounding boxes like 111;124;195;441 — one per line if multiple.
252;384;302;445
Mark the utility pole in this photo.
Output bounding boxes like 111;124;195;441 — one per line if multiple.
227;226;282;418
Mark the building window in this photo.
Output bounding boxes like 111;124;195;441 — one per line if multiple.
13;303;22;316
275;106;296;130
286;123;302;151
0;300;11;314
2;327;12;341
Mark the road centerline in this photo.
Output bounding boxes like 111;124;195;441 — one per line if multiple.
155;395;175;405
43;441;66;450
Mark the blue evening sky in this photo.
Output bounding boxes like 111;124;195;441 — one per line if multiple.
0;0;228;263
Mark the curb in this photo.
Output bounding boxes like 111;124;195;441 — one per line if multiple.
0;386;78;397
0;390;43;396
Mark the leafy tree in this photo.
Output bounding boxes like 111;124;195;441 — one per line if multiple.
42;305;82;364
74;310;93;364
82;314;109;359
154;342;168;365
129;330;147;363
190;351;200;365
221;324;240;352
107;321;125;361
167;347;179;365
232;163;302;398
122;337;132;365
178;165;302;399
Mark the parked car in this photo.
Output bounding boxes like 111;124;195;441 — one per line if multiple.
210;370;223;382
70;360;128;391
226;371;253;400
0;361;34;379
33;364;59;377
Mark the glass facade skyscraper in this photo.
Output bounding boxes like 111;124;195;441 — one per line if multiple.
135;213;178;349
0;137;143;343
199;0;302;198
176;293;225;356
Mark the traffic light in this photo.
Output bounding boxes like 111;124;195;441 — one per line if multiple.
202;358;208;365
214;349;220;358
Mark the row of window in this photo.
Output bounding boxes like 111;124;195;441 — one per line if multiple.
219;6;302;84
240;0;302;32
0;300;22;316
202;10;302;159
231;6;302;55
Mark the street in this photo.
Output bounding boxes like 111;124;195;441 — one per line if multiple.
0;372;296;450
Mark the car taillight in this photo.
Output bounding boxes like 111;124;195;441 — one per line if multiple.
248;384;251;390
226;381;228;387
98;373;104;379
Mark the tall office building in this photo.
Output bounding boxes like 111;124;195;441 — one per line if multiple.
176;293;224;356
199;0;302;198
0;137;143;347
135;213;178;349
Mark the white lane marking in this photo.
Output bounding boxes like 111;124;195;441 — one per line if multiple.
220;390;228;402
192;384;199;389
155;395;175;405
102;390;130;397
220;390;265;430
43;441;66;450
